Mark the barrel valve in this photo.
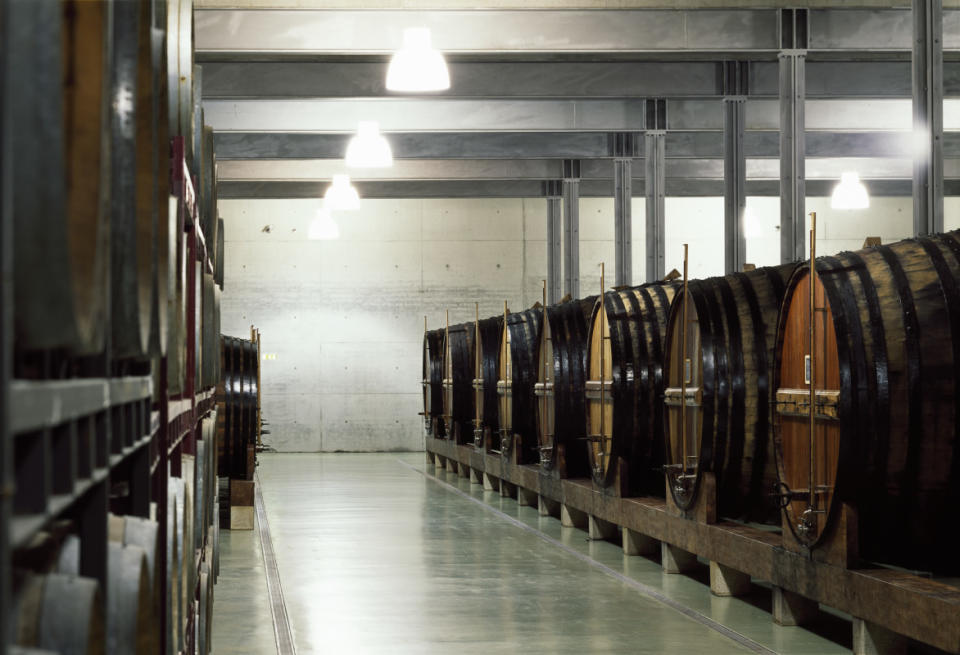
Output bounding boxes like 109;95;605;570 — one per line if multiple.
797;509;819;539
425;417;433;435
473;427;485;450
538;444;554;467
500;431;511;455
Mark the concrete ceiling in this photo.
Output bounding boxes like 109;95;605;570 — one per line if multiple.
198;6;960;198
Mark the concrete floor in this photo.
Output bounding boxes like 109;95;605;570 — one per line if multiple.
212;453;853;655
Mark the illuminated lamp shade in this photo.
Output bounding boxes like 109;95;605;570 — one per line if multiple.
386;27;450;92
345;122;393;168
831;172;870;210
308;209;340;240
324;174;361;211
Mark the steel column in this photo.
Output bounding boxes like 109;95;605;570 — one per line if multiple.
779;50;806;263
912;0;944;235
0;0;10;645
723;61;748;274
614;158;633;287
645;132;666;282
562;160;580;299
545;181;562;305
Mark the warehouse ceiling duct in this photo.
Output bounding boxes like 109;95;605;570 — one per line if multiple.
308;209;340;240
386;28;450;92
324;174;361;211
346;121;393;168
830;172;870;210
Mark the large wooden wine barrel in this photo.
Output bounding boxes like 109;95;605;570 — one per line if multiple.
536;296;598;476
586;282;679;494
179;457;195;639
11;0;111;354
108;514;161;618
774;231;960;573
498;308;542;464
421;329;445;437
111;0;160;359
167;478;183;653
441;323;475;444
11;571;105;655
219;335;259;480
472;316;504;450
168;223;188;393
201;125;220;257
663;264;795;521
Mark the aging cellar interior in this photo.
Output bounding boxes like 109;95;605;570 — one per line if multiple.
2;1;960;654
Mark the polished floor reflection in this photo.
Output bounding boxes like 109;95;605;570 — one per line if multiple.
213;453;851;655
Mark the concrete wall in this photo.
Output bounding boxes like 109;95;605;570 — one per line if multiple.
223;194;957;452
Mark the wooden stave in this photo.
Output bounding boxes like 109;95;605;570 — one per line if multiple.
11;570;105;655
442;323;475;444
176;0;194;162
536;296;597;475
503;309;543;464
216;217;225;287
110;0;159;360
587;282;678;494
663;264;794;522
167;220;188;393
11;0;111;354
201;270;216;388
166;478;182;655
774;233;960;572
475;316;504;442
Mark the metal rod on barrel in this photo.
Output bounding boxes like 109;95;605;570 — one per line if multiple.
808;212;817;514
475;302;481;431
681;244;689;475
541;281;548;446
599;263;606;470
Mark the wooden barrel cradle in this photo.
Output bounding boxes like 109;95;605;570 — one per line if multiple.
472;316;504;450
498;308;542;464
663;264;795;522
11;0;110;354
441;322;475;444
586;282;679;495
110;0;160;360
421;329;445;437
774;231;960;573
536;296;597;475
11;570;105;655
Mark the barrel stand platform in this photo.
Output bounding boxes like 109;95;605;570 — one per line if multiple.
425;436;960;655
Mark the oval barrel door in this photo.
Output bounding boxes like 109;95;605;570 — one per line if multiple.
586;301;613;480
774;269;842;545
664;289;704;504
535;315;555;466
497;318;512;452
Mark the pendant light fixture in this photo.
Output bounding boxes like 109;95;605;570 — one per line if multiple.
346;121;393;168
386;27;450;92
830;171;870;210
308;209;340;240
324;174;361;211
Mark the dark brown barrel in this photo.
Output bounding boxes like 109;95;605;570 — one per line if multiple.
168;214;187;393
200;125;219;261
219;335;257;480
774;231;960;573
663;264;795;522
472;316;503;450
442;323;475;444
11;571;105;654
421;329;445;437
150;8;174;357
216;217;225;287
111;0;159;359
536;296;598;476
11;0;111;354
586;282;678;495
497;308;542;464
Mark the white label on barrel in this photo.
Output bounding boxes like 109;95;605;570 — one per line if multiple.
684;358;692;384
804;354;811;385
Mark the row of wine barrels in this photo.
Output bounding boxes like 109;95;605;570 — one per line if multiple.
586;281;679;496
442;323;475;444
167;0;194;162
216;218;226;287
535;296;598;477
663;263;796;523
10;570;105;654
180;455;196;641
200;270;222;389
219;336;260;480
200;125;220;267
774;230;960;573
499;308;543;464
167;477;184;654
472;316;504;449
421;329;445;437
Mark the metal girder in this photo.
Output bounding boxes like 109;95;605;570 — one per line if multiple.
563;162;580;299
194;9;960;58
546;192;562;305
614;158;633;286
723;97;747;274
215;131;960;161
913;0;945;236
202;97;960;133
780;50;806;264
645;133;666;282
199;60;960;100
216;178;960;200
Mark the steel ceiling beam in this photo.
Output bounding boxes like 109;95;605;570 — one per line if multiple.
198;60;960;99
194;9;960;59
214;131;960;161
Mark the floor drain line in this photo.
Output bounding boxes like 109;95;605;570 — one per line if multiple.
255;472;297;655
399;459;777;655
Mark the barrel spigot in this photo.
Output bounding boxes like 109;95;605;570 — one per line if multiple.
473;427;485;450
